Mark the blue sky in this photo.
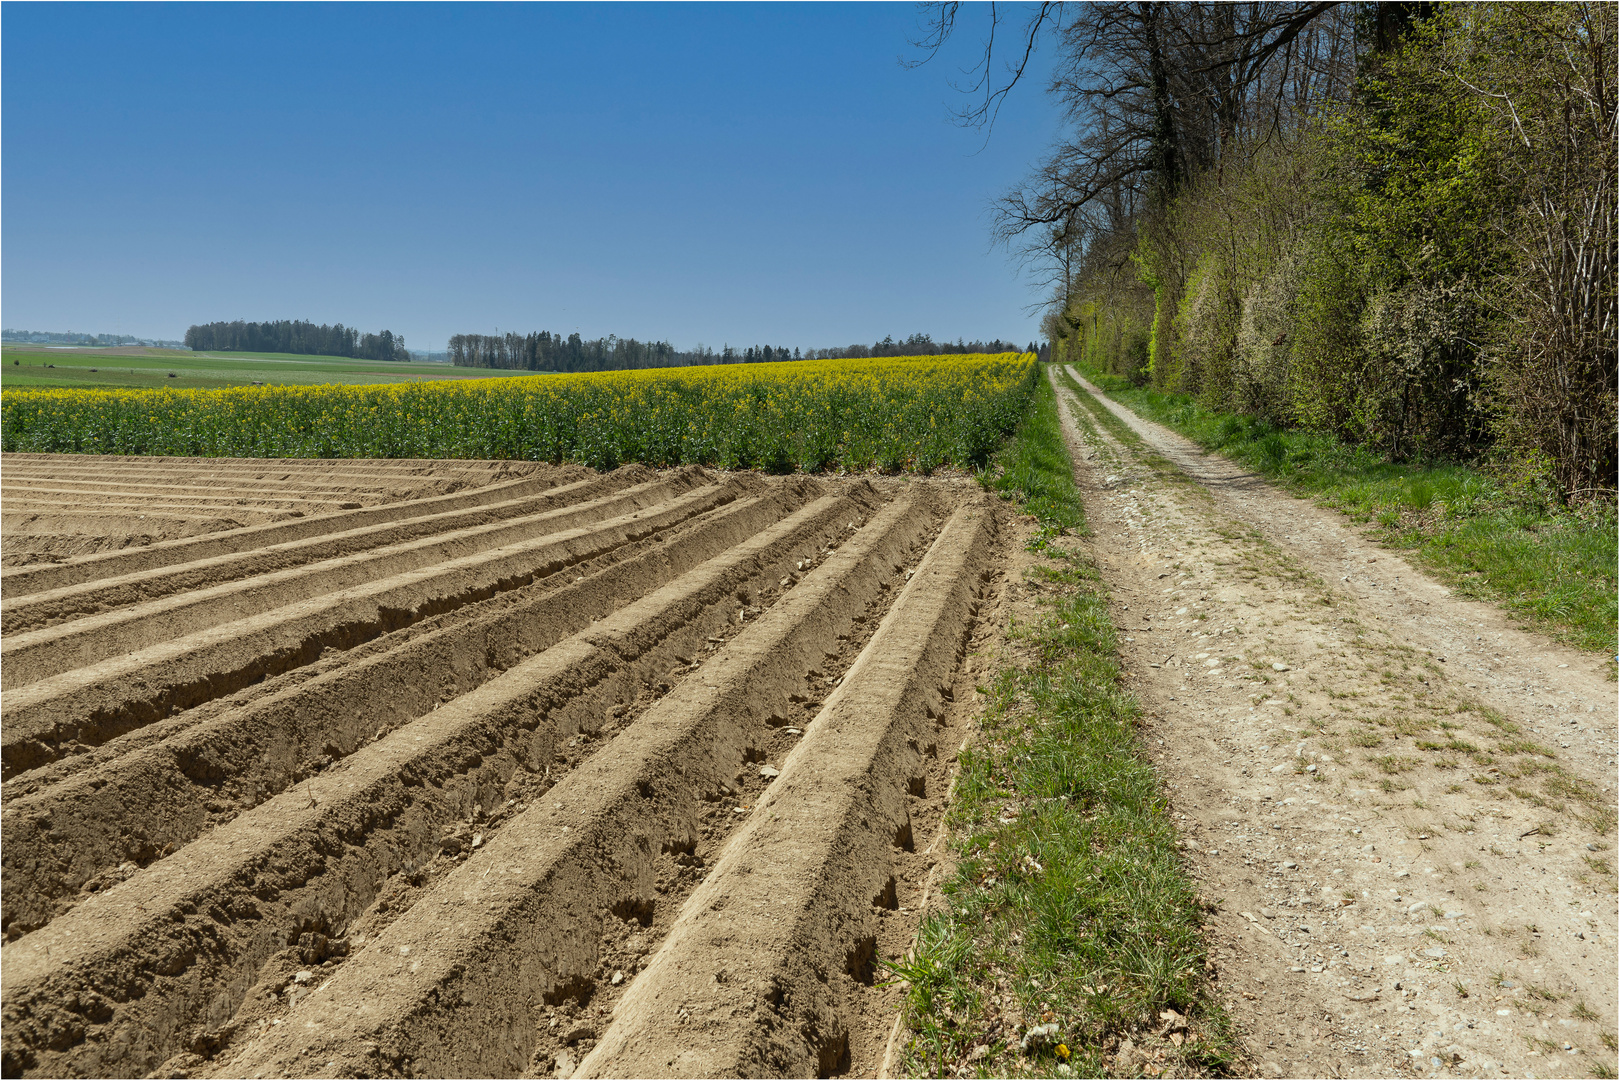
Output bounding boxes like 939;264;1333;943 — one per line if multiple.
2;3;1061;352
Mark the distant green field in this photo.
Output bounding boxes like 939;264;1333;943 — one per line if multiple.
0;345;529;390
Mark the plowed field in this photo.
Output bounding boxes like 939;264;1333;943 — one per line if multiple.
0;454;1013;1079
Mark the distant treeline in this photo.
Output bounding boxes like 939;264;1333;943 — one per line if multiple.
449;330;1042;372
2;329;186;349
184;320;408;362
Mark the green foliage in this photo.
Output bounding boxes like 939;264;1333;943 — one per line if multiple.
0;354;1038;475
0;346;464;391
1050;2;1615;499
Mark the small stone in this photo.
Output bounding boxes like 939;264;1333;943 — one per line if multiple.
563;1023;595;1045
292;970;313;984
1306;764;1317;773
611;971;625;986
785;728;803;735
760;766;780;780
470;833;483;849
733;806;749;814
1283;861;1299;870
1272;662;1289;671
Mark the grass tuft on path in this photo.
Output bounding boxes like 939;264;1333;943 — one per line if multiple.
894;366;1237;1078
1070;366;1616;659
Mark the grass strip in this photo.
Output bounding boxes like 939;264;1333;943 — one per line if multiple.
1070;365;1617;659
892;368;1237;1078
979;373;1086;536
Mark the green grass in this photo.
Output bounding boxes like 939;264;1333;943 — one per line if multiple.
894;367;1236;1078
1070;365;1617;658
979;375;1087;536
0;344;521;390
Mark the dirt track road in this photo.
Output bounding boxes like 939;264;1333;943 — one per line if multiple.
1054;367;1618;1079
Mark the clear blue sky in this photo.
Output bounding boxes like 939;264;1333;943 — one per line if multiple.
2;3;1061;352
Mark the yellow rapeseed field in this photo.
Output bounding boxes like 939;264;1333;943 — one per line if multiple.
0;353;1037;472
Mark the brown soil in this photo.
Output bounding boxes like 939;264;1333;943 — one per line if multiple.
1;455;550;567
0;455;1020;1080
1053;367;1617;1080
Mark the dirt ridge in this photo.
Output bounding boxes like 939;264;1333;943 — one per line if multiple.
0;482;846;941
0;476;742;777
0;472;709;680
1;459;585;587
0;456;1016;1080
0;470;639;633
580;499;995;1078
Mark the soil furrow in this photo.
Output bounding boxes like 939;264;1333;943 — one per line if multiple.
188;491;946;1080
0;454;527;485
1;478;412;499
0;472;708;679
1;470;645;634
0;463;592;598
0;482;840;806
0;480;860;941
0;486;925;1079
2;494;379;514
581;498;994;1079
0;478;742;778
